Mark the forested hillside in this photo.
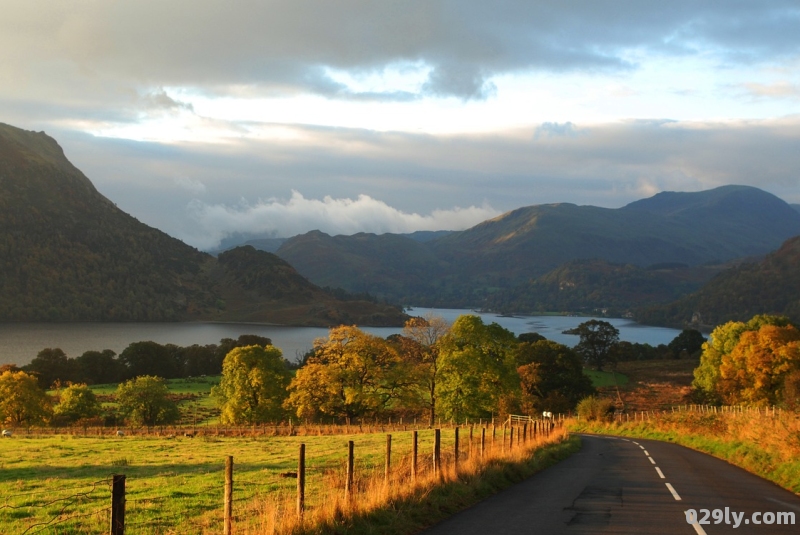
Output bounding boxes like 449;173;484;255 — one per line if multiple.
637;235;800;328
0;123;406;326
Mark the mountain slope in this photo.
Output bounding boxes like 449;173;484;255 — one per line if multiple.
276;186;800;307
636;235;800;328
0;123;406;326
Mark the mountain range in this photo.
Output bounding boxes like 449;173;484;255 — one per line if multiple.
0;123;406;326
262;186;800;310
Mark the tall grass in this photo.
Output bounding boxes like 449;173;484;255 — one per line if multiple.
238;426;575;535
572;409;800;494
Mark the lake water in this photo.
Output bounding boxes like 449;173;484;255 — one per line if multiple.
0;308;684;367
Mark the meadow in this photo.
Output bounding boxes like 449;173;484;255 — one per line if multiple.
0;422;572;534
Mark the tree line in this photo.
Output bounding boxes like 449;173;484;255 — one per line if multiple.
0;315;707;429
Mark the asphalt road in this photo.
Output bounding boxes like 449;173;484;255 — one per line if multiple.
421;434;800;534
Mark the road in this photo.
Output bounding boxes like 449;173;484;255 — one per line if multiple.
421;434;800;534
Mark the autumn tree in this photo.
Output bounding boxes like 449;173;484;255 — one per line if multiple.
693;315;791;402
436;316;519;421
54;383;102;423
716;324;800;406
285;326;412;421
565;320;620;370
211;345;291;424
399;314;450;426
517;340;595;414
116;376;179;427
0;370;52;426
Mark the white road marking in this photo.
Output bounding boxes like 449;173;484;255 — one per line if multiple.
648;457;656;465
644;450;649;455
666;483;682;501
685;511;708;535
655;467;665;478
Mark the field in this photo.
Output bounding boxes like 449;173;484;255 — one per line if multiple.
591;358;699;411
0;422;569;534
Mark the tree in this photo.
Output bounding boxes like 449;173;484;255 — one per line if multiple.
437;315;519;421
119;342;181;380
22;348;80;389
54;384;102;423
400;314;450;426
116;376;179;427
285;326;412;421
75;350;121;385
716;324;800;406
0;370;52;426
212;345;291;424
693;315;790;402
516;340;595;414
668;329;706;359
565;320;620;370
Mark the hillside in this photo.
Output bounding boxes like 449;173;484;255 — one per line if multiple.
277;187;800;307
484;259;729;316
636;235;800;328
0;123;406;326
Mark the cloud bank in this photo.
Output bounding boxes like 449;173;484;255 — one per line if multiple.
185;192;499;250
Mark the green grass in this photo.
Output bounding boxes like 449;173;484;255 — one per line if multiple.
0;428;476;534
583;368;628;388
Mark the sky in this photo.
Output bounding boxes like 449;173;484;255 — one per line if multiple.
2;0;799;250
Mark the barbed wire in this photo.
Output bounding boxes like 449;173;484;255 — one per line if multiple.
2;478;109;513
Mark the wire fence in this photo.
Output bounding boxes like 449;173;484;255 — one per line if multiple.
1;418;567;534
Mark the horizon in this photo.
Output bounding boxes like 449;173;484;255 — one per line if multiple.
2;1;799;249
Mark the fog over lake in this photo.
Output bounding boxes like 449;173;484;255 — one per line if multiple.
0;308;684;367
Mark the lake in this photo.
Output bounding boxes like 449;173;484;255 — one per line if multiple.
0;308;684;367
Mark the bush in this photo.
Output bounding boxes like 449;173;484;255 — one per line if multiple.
576;396;615;422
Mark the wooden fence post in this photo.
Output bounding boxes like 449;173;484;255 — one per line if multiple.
385;434;392;485
510;427;515;450
454;427;460;472
297;444;305;519
412;430;418;482
110;474;125;535
433;429;441;478
224;456;233;535
481;427;486;459
346;441;355;501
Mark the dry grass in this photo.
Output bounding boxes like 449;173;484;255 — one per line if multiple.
573;408;800;494
236;425;572;535
597;358;699;411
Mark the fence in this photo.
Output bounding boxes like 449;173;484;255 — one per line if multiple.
3;420;567;534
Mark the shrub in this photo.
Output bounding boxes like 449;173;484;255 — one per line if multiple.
576;396;615;422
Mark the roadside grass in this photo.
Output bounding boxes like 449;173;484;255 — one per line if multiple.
571;410;800;495
0;425;575;534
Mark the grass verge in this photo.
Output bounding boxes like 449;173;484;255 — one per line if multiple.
571;411;800;495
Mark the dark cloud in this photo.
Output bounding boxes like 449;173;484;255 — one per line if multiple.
2;1;797;102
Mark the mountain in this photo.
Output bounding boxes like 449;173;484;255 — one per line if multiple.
636;235;800;328
793;204;800;215
0;123;406;326
484;259;730;316
276;186;800;306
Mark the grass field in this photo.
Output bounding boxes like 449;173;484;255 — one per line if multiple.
583;368;628;388
0;423;568;534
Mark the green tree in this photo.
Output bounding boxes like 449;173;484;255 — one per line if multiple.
119;342;181;380
668;329;706;359
285;326;412;420
565;320;620;370
0;370;52;426
54;383;102;423
212;345;291;424
516;340;595;414
399;314;450;426
437;315;519;421
22;348;80;389
75;350;121;385
116;376;179;427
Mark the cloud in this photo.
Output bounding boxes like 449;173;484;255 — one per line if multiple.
185;191;500;250
2;0;798;106
740;81;800;100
